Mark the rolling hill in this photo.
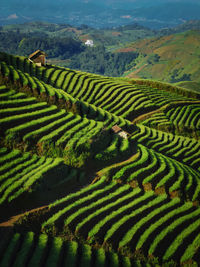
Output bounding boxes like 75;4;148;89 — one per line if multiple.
2;21;200;85
0;52;200;266
121;30;200;92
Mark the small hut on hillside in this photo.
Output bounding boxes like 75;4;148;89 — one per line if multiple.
28;50;46;66
112;125;129;139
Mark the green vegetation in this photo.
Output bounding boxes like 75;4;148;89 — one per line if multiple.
0;230;156;266
122;30;200;92
0;23;140;77
0;51;200;266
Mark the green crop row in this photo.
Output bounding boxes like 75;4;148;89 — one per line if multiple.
103;88;141;113
75;185;139;235
163;217;200;261
0;55;158;120
0;62;133;134
0;86;108;160
64;183;131;228
95;126;132;162
0;229;153;267
87;187;142;243
110;142;200;200
8;175;200;264
141;112;171;128
42;180;116;231
0;147;64;205
0;62;76;104
118;194;177;248
138;84;194;106
104;194;166;245
130;124;200;170
25;188;200;264
112;144;148;181
148;204;200;259
132;81;197;102
166;104;200;130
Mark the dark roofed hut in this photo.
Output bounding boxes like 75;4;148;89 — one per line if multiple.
28;50;46;67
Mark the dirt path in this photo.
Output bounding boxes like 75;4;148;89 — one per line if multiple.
0;205;48;227
126;64;148;78
97;151;140;178
132;100;200;124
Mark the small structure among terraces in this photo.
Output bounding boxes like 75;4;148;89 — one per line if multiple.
28;50;46;67
112;125;129;139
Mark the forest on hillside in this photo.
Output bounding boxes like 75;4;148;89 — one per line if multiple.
0;30;138;77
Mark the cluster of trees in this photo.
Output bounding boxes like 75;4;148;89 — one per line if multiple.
69;45;138;77
18;36;84;58
0;30;138;76
0;31;28;54
0;30;84;58
170;69;191;83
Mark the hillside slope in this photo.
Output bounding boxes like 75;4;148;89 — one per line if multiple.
122;30;200;92
0;52;200;266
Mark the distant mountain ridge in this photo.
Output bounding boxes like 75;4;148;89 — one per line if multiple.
159;20;200;35
0;0;200;28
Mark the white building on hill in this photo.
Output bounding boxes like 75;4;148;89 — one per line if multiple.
85;40;94;47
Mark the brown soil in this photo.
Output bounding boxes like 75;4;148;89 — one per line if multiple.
143;183;152;192
0;205;48;227
126;64;148;78
97;152;140;178
155;186;166;195
169;190;180;199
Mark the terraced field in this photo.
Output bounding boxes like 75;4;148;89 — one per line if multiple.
0;52;200;266
0;229;148;267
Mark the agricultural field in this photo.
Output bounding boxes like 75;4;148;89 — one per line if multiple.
0;52;200;266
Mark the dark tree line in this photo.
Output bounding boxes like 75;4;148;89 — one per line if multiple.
69;45;138;77
0;30;138;76
0;31;84;58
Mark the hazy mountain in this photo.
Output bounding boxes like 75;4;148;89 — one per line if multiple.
0;0;200;28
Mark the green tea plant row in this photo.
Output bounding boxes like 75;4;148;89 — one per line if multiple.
54;72;156;120
34;64;199;122
36;180;200;264
1;53;199;118
0;85;105;157
3;53;199;126
36;70;198;123
95;135;131;162
165;104;200;130
0;62;133;132
0;86;133;168
0;53;173;119
140;112;172;129
0;230;153;267
137;84;195;106
0;147;65;205
6;53;198;104
0;61;74;103
111;144;200;201
131;78;200;100
0;59;155;120
131;124;200;171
